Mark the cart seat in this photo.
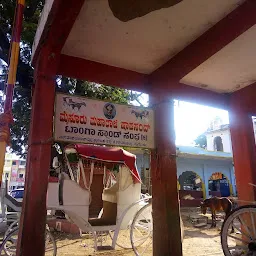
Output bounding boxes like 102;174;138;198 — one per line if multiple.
102;182;118;203
89;200;117;226
89;181;119;226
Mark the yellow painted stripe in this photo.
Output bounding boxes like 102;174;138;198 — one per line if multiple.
18;0;25;5
0;141;7;183
7;42;20;85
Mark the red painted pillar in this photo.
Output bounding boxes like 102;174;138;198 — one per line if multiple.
150;94;182;256
229;98;256;203
16;46;59;256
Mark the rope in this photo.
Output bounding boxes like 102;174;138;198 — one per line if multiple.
103;165;106;188
79;159;88;190
150;99;173;109
65;154;75;181
26;138;53;150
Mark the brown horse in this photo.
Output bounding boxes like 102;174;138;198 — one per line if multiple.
201;197;234;231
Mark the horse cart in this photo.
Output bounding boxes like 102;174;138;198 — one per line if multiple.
0;144;183;255
221;189;256;256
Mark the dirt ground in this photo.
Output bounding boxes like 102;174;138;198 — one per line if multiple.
52;207;225;256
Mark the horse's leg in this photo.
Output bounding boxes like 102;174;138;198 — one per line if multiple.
229;211;234;233
211;208;217;228
225;205;234;233
231;223;234;233
211;210;214;228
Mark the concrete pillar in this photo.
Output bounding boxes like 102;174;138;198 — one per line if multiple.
229;101;256;203
150;94;182;256
16;46;58;256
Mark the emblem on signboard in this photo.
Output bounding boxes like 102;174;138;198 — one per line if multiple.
63;97;86;111
131;109;149;120
103;103;116;119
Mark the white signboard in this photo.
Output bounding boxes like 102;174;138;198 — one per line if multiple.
54;93;155;149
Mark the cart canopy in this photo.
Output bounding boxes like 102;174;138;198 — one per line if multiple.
65;144;141;183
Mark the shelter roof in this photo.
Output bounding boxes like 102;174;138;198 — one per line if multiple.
32;0;256;111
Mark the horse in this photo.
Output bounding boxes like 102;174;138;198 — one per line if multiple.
200;197;234;232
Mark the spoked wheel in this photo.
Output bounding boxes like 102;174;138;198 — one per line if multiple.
0;226;18;256
109;221;133;249
0;225;57;256
4;220;19;239
130;203;153;256
131;203;185;256
221;205;256;256
45;226;57;256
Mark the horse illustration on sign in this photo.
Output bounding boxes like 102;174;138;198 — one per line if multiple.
63;97;86;111
131;110;149;120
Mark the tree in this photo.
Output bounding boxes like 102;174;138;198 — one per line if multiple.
194;134;207;149
0;1;142;157
0;0;44;156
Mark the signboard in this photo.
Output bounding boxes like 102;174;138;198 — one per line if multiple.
54;93;155;149
211;172;223;180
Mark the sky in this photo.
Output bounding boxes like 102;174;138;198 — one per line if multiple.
131;93;230;146
174;100;229;146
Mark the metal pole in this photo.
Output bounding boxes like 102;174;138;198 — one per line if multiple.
0;0;25;186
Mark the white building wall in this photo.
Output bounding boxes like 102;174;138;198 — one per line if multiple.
206;129;232;153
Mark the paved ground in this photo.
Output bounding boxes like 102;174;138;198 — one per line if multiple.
183;226;223;256
0;207;226;255
50;225;224;256
52;207;225;255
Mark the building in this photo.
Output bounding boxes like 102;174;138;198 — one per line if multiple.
177;146;235;206
134;145;235;203
129;149;151;193
3;153;12;186
205;117;256;153
205;124;232;153
2;154;26;190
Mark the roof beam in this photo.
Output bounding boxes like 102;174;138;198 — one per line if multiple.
58;55;229;109
150;82;230;110
151;0;256;83
32;0;85;65
57;54;149;92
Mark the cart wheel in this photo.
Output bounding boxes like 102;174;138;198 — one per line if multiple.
45;225;57;256
0;226;18;256
130;203;185;256
4;220;19;239
109;222;133;249
0;226;57;256
130;203;153;256
221;205;256;256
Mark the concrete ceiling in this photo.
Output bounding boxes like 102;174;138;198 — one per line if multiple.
33;0;256;95
62;0;245;74
180;25;256;93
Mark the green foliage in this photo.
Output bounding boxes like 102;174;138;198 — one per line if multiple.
73;80;131;103
194;134;207;149
0;1;135;157
0;0;44;157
